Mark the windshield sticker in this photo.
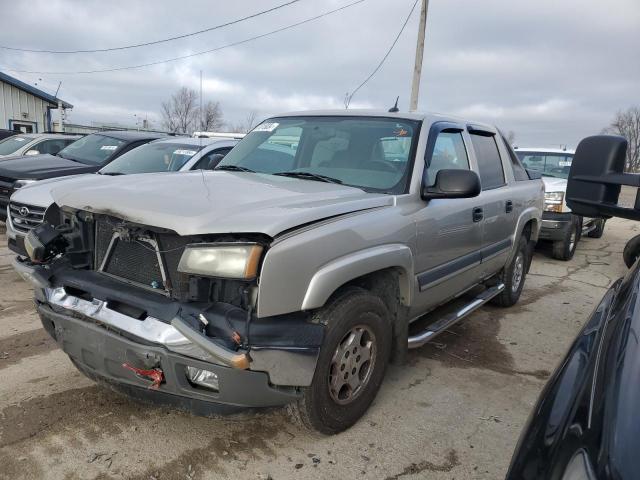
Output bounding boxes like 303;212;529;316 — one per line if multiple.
173;149;197;156
393;128;409;137
254;122;279;132
559;161;572;167
100;145;118;151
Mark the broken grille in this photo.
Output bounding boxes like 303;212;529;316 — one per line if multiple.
94;216;190;296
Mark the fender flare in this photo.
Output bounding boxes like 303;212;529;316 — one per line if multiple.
300;244;414;311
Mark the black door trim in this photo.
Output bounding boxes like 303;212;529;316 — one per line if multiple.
417;238;513;291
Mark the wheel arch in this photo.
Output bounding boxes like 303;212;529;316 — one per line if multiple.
301;244;414;311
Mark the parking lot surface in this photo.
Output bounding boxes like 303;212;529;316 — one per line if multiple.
0;214;636;480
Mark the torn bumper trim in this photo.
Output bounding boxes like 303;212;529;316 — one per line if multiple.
38;304;301;408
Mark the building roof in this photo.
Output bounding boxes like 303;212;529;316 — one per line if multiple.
0;71;73;109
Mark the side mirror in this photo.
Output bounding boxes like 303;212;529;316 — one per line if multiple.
566;135;633;219
422;169;481;200
25;149;39;156
206;153;226;170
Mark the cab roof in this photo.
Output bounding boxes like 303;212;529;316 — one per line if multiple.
273;109;498;131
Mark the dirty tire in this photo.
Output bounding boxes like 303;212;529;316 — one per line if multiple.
287;288;392;434
623;234;640;268
587;218;606;238
491;236;528;308
552;218;579;261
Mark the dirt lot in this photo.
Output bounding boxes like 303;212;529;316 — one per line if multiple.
0;212;637;479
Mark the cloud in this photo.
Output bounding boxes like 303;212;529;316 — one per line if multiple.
0;0;637;147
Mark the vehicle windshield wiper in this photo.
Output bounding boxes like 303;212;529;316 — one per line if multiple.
214;165;255;173
273;171;343;184
99;171;125;176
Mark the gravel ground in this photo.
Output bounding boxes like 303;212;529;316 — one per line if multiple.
0;207;637;480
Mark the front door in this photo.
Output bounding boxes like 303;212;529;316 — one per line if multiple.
412;123;483;315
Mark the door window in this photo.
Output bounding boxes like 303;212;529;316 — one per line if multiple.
35;139;70;155
425;131;469;186
470;134;505;190
193;147;232;170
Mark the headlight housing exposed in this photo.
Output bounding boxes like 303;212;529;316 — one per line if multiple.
544;191;565;213
13;179;37;189
177;243;263;279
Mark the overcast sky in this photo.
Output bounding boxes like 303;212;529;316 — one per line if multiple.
1;0;638;146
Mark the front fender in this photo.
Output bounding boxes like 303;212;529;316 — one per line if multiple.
301;244;414;310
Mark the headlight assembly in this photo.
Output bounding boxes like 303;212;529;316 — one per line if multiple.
177;244;263;279
544;191;565;213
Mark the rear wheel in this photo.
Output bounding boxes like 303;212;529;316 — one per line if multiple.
552;218;579;261
491;236;528;307
287;288;392;434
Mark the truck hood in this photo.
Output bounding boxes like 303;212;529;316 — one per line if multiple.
50;171;394;237
0;154;98;180
541;176;567;193
10;173;94;208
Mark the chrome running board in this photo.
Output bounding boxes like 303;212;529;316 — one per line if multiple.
407;283;505;349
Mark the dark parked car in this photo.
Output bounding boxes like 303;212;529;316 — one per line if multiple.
507;135;639;480
0;130;165;220
0;129;16;141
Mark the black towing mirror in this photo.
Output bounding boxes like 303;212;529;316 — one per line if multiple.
422;169;481;200
566;135;635;220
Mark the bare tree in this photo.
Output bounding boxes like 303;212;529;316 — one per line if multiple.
199;101;224;132
160;87;199;134
229;111;259;133
505;130;517;145
603;106;640;172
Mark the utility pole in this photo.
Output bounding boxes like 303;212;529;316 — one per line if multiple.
199;70;203;132
409;0;429;111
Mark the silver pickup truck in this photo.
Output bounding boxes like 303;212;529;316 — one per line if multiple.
14;110;544;433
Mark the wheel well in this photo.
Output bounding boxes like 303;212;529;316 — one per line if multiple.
522;219;534;241
325;267;408;364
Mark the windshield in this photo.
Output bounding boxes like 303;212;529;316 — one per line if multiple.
0;135;35;155
57;134;125;165
517;151;573;179
100;142;203;174
216;116;420;194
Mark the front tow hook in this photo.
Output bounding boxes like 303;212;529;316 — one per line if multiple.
171;317;250;370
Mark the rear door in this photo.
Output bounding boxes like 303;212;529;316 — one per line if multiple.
467;126;514;277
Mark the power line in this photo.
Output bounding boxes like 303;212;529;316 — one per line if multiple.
2;0;366;75
0;0;302;54
345;0;419;108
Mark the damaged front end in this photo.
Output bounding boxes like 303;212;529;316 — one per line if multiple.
17;207;323;410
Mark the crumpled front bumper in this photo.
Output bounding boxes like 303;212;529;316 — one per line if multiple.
539;211;573;241
16;258;323;409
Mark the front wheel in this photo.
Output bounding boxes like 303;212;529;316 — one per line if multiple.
491;236;528;307
587;218;606;238
287;288;392;434
552;218;579;261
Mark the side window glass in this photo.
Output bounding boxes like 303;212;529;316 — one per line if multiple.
470;134;505;190
501;135;529;181
194;148;232;170
426;131;469;186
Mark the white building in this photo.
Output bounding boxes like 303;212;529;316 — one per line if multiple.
0;72;72;134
